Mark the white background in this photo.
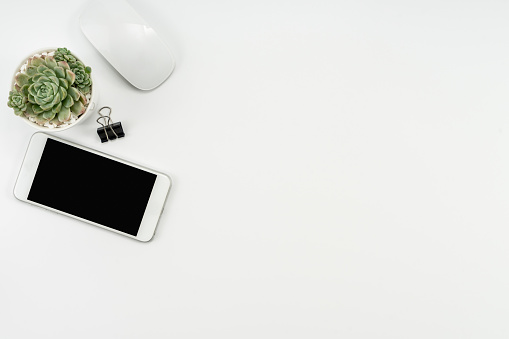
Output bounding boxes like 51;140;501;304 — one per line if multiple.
2;0;509;337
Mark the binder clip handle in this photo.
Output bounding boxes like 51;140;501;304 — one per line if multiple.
96;106;125;143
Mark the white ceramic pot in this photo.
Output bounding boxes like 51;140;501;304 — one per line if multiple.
10;47;97;132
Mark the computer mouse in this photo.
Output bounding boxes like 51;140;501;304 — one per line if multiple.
80;0;176;90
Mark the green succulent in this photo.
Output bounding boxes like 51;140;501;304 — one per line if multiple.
25;55;85;123
7;48;92;125
55;48;93;95
54;47;76;64
70;60;92;94
7;87;28;116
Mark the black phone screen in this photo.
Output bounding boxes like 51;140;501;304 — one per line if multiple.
27;138;157;236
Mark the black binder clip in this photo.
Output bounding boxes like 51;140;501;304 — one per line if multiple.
96;106;125;143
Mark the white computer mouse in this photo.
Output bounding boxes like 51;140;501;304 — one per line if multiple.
80;0;176;90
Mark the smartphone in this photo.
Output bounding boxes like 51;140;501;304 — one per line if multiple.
13;132;171;242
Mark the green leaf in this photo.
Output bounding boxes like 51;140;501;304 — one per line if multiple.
21;84;29;96
65;69;75;85
50;92;61;106
85;66;92;74
41;108;56;118
58;78;68;89
35;115;49;125
31;57;44;66
37;65;49;73
34;95;45;106
49;117;63;126
70;101;84;115
68;87;80;101
43;69;56;78
15;73;29;87
54;66;65;79
79;92;87;105
26;66;38;77
58;106;71;122
37;76;50;83
50;82;58;95
59;86;67;101
49;76;59;86
28;85;37;97
32;74;44;82
32;104;44;114
57;61;70;70
32;82;42;91
28;94;36;104
52;102;62;113
62;93;74;108
43;82;53;90
45;56;57;68
25;103;34;116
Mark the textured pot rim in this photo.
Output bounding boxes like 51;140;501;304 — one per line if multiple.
10;47;97;132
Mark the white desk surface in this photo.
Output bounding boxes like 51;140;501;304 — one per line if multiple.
2;0;509;337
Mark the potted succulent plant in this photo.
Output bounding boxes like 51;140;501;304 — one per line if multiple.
7;47;96;130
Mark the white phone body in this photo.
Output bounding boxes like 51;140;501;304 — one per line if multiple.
13;133;171;242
